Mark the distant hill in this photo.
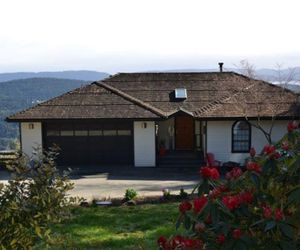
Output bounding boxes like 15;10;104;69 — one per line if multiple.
0;70;109;82
163;67;300;80
0;77;91;150
276;83;300;93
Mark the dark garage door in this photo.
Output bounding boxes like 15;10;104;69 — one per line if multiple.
43;121;133;166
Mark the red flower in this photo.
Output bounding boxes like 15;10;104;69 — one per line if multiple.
167;236;203;250
231;167;243;179
191;239;203;249
205;214;212;224
272;152;281;159
287;121;298;133
194;196;208;213
210;187;222;199
275;208;284;221
222;195;241;210
250;147;256;157
225;172;232;180
179;201;192;213
157;236;167;248
200;167;220;180
217;233;225;244
263;206;272;219
219;185;229;192
200;167;211;178
210;168;220;180
281;141;289;151
239;191;253;204
195;222;206;232
171;235;184;248
184;239;203;249
286;209;294;216
232;228;242;239
263;145;276;155
246;162;261;173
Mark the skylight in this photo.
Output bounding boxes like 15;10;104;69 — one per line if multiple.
175;88;187;99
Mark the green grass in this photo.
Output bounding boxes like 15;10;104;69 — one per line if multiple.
37;203;183;250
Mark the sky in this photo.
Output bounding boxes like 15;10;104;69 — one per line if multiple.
0;0;300;73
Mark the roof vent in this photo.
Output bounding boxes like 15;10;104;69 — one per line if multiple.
175;88;187;99
218;62;224;72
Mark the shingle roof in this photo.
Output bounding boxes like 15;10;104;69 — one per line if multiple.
7;72;300;121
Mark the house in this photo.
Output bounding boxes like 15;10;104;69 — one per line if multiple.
6;69;300;167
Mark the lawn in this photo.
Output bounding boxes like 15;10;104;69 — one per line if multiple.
37;202;183;250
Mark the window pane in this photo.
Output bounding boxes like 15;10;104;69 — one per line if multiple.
89;130;102;136
117;130;131;136
74;130;88;136
103;130;117;136
61;130;74;136
232;121;250;152
46;130;60;136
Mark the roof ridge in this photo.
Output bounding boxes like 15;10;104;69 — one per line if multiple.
94;81;167;118
194;84;255;117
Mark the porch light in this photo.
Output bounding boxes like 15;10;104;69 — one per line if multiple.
141;122;147;129
175;88;187;99
28;123;34;130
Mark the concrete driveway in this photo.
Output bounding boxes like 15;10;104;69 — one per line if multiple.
0;166;200;201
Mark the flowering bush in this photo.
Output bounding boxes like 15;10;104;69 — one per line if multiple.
158;121;300;249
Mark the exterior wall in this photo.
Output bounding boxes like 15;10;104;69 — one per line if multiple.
206;120;287;164
20;122;42;158
134;121;156;167
157;118;175;150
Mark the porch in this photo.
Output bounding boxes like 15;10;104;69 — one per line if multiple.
156;114;206;167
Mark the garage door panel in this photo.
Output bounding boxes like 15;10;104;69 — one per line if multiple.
44;121;133;165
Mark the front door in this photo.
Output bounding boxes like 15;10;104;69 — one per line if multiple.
175;116;194;150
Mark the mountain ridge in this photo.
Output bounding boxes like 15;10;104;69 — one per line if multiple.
0;70;109;82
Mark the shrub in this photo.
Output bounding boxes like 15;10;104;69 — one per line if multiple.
124;188;138;201
179;188;188;200
0;148;76;249
158;121;300;250
162;188;171;200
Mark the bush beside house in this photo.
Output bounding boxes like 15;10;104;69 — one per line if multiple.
159;121;300;250
0;149;76;249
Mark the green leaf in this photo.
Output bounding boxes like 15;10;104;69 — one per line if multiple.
264;221;276;232
250;219;265;228
211;204;219;224
35;226;42;238
279;222;295;239
288;187;300;204
184;214;191;230
279;240;297;250
175;218;181;230
251;173;260;189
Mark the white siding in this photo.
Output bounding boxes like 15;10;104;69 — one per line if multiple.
21;122;42;158
134;121;156;167
206;120;287;164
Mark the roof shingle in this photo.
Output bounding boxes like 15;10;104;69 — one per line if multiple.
7;72;300;121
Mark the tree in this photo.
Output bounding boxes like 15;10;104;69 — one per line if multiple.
231;60;299;144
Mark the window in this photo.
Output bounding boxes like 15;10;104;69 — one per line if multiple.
103;130;117;136
60;130;74;136
117;130;131;136
89;130;103;136
175;88;187;99
74;130;88;136
46;130;60;136
232;121;251;153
